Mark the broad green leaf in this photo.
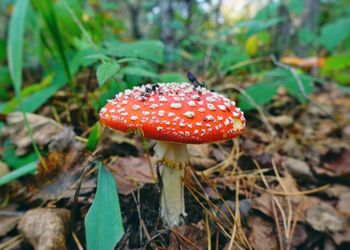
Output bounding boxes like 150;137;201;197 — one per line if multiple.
85;53;110;61
238;82;278;111
236;18;283;38
116;58;143;63
106;40;164;64
121;67;158;78
86;122;101;151
322;54;350;71
159;73;186;82
220;45;248;72
7;0;29;95
21;81;66;112
97;62;120;87
298;27;317;46
319;18;350;51
85;162;124;250
266;69;316;103
0;161;37;186
283;75;314;103
254;2;279;20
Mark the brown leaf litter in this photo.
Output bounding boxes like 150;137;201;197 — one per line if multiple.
3;112;64;156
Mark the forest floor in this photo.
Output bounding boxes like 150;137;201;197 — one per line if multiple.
0;79;350;250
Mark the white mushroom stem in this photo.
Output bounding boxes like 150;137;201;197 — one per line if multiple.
154;141;190;227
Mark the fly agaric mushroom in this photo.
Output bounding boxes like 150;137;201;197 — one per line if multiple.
99;82;245;227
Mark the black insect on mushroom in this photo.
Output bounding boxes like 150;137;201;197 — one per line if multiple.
187;72;205;88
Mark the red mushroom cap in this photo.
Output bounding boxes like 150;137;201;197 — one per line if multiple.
99;83;245;144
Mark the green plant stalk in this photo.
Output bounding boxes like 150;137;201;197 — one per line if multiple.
7;0;45;172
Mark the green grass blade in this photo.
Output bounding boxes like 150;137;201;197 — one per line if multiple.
0;161;37;186
85;162;124;250
7;0;29;95
32;0;72;87
7;0;44;172
97;62;120;87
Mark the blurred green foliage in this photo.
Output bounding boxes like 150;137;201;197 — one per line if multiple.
0;0;349;116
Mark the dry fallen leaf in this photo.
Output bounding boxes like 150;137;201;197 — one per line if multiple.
188;144;216;170
268;115;293;127
305;203;350;245
3;112;64;156
168;223;207;250
0;204;21;237
0;216;20;237
306;203;346;233
99;129;143;157
253;172;320;224
337;192;350;216
29;153;90;202
281;157;316;181
323;184;350;216
109;156;157;195
18;208;70;250
313;148;350;178
247;214;278;250
281;56;325;68
289;224;308;248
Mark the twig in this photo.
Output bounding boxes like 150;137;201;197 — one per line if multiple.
188;167;209;200
227;178;240;250
131;190;152;244
200;142;243;176
272;159;292;241
72;232;84;250
200;174;237;228
185;183;232;237
0;211;23;216
0;235;23;250
253;160;289;244
286;198;303;250
272;195;284;250
170;228;202;250
253;183;330;196
198;174;252;250
205;214;212;250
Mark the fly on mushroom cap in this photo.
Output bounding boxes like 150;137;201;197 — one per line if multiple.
99;82;246;228
99;82;245;144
